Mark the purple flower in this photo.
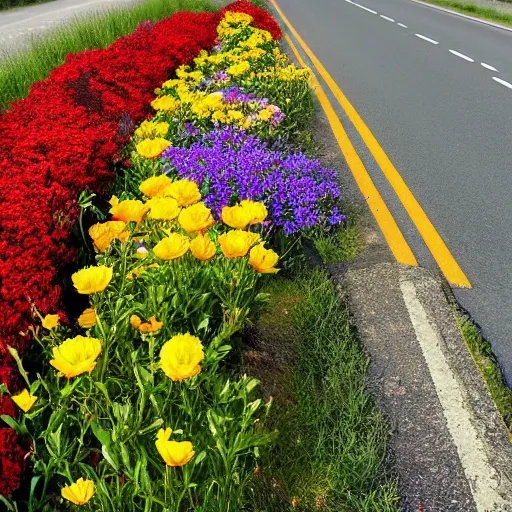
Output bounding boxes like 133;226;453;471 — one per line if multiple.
161;126;343;234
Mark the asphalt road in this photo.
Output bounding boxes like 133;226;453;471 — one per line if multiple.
273;0;512;382
0;0;139;55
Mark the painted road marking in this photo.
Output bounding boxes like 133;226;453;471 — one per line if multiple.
415;33;439;44
400;277;508;511
397;22;408;28
481;62;498;72
492;77;512;90
380;15;395;22
353;3;378;14
449;49;474;63
270;0;471;288
284;34;417;266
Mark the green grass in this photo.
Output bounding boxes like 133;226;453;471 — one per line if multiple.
0;0;218;110
312;222;363;264
246;269;399;511
422;0;512;26
455;313;512;433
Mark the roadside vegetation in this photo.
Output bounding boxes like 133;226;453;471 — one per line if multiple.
455;313;512;433
423;0;512;27
0;0;218;110
246;267;399;511
0;0;51;10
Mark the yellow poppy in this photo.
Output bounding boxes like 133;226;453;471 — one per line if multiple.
159;333;204;381
130;315;163;333
178;202;215;234
50;336;102;378
155;428;195;467
11;389;37;412
135;120;169;139
240;200;267;224
167;180;201;207
146;197;181;221
72;266;113;295
127;263;160;280
249;243;279;274
190;233;216;261
153;234;190;261
88;221;129;252
110;199;149;224
139;175;173;198
218;230;260;258
136;138;171;159
221;204;252;230
42;314;59;330
61;478;95;506
78;308;97;328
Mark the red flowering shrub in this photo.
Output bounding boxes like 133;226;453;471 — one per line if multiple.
0;1;280;498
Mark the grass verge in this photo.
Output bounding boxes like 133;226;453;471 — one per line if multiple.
0;0;218;110
245;269;399;511
455;312;512;432
421;0;512;27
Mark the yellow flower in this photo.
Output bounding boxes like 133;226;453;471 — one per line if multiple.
218;230;260;258
78;308;97;328
50;336;102;378
259;108;273;121
155;428;195;467
135;120;169;139
72;266;113;295
127;263;160;280
153;234;190;261
167;180;201;207
178;202;215;234
160;333;205;381
42;314;59;330
151;95;180;112
227;109;244;122
136;138;171;159
109;195;119;207
130;315;163;333
211;110;228;123
227;61;250;77
190;233;216;262
146;197;181;221
61;478;95;506
88;221;129;252
249;243;279;274
110;199;149;224
222;204;252;230
240;200;267;224
139;175;173;198
11;389;37;412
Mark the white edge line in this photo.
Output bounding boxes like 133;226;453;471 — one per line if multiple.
449;49;474;62
380;15;395;22
407;0;512;34
353;3;378;14
481;62;498;72
400;278;508;512
492;76;512;90
415;33;439;44
397;22;408;28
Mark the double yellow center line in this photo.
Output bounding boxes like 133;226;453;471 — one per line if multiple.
269;0;471;288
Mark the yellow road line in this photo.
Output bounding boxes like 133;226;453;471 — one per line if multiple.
283;34;417;266
271;0;471;288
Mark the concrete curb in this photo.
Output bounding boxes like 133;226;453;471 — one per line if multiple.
333;258;512;511
408;0;512;34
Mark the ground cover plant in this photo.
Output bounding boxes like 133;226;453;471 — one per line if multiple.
0;2;399;510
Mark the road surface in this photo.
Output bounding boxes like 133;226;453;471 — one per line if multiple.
273;0;512;382
0;0;139;55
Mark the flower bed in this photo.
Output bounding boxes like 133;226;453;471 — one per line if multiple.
0;2;281;500
0;5;345;510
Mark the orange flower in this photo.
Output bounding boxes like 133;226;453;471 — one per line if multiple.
130;315;163;333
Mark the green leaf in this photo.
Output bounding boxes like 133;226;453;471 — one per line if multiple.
1;415;26;434
102;444;120;471
0;494;15;511
91;421;111;447
7;346;30;387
